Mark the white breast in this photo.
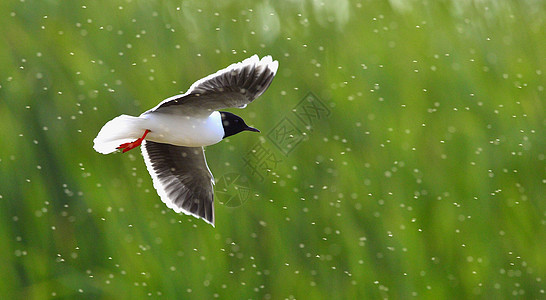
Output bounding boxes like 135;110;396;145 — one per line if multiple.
140;111;224;147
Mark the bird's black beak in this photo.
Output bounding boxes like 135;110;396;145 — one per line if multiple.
245;126;260;133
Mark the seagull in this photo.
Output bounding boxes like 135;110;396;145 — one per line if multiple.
93;55;278;226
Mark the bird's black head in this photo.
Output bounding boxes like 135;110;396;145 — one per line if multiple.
220;111;260;139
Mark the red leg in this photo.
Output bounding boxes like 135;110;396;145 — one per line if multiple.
117;130;151;153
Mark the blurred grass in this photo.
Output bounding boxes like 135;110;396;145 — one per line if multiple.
0;0;544;299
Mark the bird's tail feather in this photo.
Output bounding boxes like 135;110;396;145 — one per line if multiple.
93;114;145;154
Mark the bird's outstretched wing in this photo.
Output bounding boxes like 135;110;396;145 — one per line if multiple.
141;140;215;226
147;55;278;114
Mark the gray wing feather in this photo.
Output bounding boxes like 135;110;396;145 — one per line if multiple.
141;140;215;226
150;55;278;114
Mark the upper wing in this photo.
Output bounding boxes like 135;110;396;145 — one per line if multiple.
141;140;215;226
148;55;278;114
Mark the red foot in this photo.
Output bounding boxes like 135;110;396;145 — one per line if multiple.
117;130;151;153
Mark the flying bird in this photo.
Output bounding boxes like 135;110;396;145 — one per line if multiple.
93;55;278;226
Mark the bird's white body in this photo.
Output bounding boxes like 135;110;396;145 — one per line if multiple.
93;111;223;154
140;111;223;147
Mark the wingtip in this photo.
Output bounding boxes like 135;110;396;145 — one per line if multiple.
244;54;260;65
269;59;279;74
260;55;272;64
201;215;215;227
233;55;278;75
255;55;279;74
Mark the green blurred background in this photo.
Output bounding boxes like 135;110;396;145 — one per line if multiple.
1;0;544;298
